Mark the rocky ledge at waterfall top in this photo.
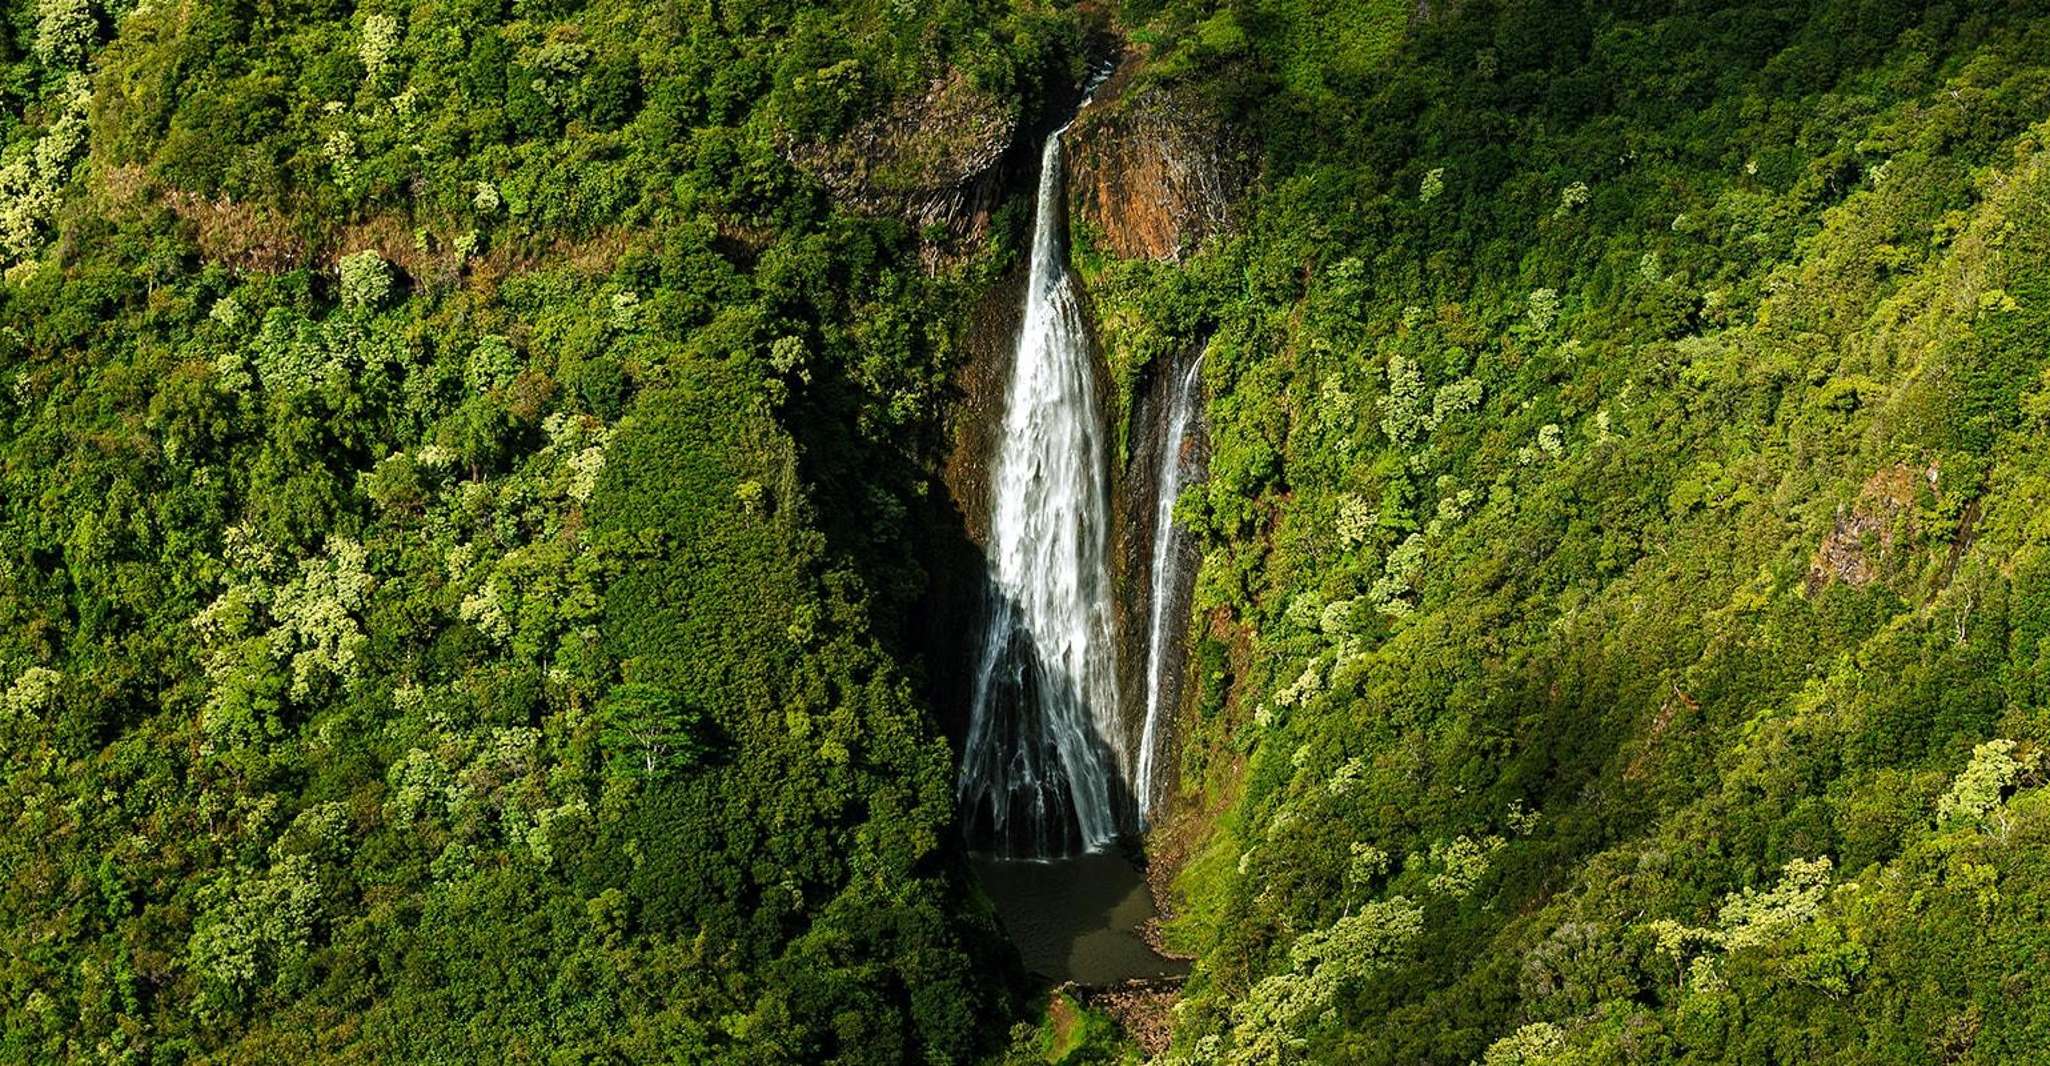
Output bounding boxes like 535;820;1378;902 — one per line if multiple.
780;51;1253;269
1064;64;1254;262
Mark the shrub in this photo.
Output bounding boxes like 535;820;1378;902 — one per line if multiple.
35;0;97;68
338;250;393;311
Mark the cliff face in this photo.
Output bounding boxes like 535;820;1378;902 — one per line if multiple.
782;69;1019;263
1065;71;1252;262
1109;338;1209;815
1058;64;1245;816
920;53;1251;773
922;264;1025;739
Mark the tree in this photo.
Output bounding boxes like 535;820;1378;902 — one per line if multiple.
1218;898;1425;1063
35;0;97;69
599;683;706;780
1938;739;2022;832
338;250;393;311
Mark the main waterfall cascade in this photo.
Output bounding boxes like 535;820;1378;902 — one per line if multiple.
1134;353;1206;825
957;123;1127;856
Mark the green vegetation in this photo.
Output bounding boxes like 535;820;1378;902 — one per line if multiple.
1080;0;2050;1062
0;0;1080;1061
12;0;2050;1061
992;991;1142;1065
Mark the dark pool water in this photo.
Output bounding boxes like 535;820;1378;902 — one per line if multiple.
972;852;1190;985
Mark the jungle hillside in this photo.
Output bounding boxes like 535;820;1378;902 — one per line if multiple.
5;0;2050;1064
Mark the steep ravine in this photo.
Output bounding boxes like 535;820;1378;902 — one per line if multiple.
919;51;1250;1005
935;51;1250;826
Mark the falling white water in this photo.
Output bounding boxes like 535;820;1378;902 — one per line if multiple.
957;126;1125;857
1134;353;1205;825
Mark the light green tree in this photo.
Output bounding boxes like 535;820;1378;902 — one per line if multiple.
1938;739;2021;831
1381;354;1430;446
2;666;62;720
1223;898;1425;1063
358;13;401;83
1482;1021;1565;1065
338;250;393;311
1420;167;1446;203
35;0;97;68
1430;833;1505;898
1718;856;1833;950
187;855;322;1020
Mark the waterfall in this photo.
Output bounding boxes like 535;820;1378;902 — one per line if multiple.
956;125;1125;857
1134;353;1205;825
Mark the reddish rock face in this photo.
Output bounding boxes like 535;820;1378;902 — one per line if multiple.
1807;462;1933;592
1065;73;1251;262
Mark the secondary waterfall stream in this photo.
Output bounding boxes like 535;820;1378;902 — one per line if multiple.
1134;353;1205;824
956;124;1125;858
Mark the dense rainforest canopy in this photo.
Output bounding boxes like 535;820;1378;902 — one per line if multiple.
0;0;1070;1059
5;0;2050;1063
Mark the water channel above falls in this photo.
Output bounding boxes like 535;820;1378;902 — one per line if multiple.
956;87;1207;983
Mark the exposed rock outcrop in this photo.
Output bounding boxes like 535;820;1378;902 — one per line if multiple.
921;263;1027;739
1069;979;1182;1056
1108;338;1208;812
1807;462;1930;592
1065;66;1252;261
782;69;1018;258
